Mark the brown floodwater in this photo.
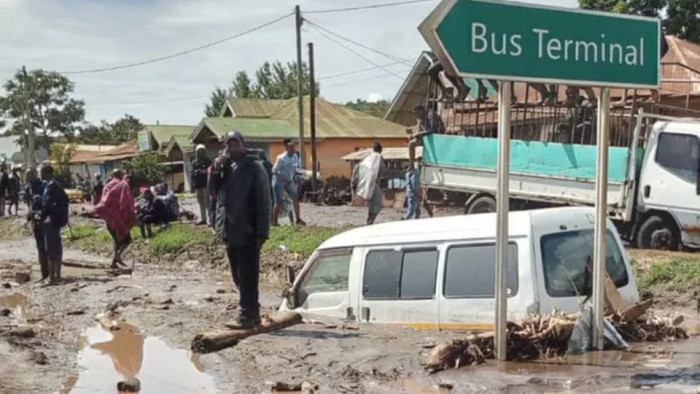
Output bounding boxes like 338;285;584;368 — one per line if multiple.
59;320;216;393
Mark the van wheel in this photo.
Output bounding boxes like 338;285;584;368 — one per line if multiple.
466;195;496;215
636;215;679;250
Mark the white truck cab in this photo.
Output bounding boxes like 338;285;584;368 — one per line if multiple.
281;207;639;329
636;119;700;249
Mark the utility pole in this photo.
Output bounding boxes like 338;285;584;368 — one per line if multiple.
22;66;36;170
308;42;317;192
295;5;306;169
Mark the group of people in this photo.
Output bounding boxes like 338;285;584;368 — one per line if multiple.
190;137;306;229
0;164;22;217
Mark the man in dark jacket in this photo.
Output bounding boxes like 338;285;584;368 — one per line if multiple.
25;169;48;280
211;131;271;328
191;144;212;225
38;165;69;284
0;163;8;217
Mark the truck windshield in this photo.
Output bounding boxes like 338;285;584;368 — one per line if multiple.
540;230;629;298
655;132;700;183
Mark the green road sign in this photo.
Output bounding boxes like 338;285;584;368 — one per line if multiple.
420;0;660;88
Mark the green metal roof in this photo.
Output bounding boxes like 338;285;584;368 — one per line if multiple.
223;97;408;139
199;117;298;140
224;98;288;117
145;125;195;147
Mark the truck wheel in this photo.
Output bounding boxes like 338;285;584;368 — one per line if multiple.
636;215;679;250
466;195;496;215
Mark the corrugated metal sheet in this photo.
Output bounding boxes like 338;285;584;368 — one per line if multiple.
202;117;298;139
342;147;422;162
226;98;288;118
145;125;195;147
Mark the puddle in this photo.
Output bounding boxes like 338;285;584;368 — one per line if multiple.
59;321;217;393
402;379;452;393
0;292;35;321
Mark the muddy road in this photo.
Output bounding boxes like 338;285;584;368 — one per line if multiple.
1;201;699;393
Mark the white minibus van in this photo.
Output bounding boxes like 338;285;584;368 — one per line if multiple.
281;207;640;330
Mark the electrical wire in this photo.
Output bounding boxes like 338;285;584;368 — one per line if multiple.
306;0;434;14
323;73;395;88
310;24;406;80
60;12;294;75
305;19;412;65
318;60;410;80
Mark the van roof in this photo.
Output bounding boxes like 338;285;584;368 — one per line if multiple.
319;206;597;250
654;120;700;135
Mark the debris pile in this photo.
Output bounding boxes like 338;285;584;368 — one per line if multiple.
425;309;688;373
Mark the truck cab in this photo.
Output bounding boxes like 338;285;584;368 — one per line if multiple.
636;120;700;249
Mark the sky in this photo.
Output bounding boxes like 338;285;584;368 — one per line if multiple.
0;0;577;127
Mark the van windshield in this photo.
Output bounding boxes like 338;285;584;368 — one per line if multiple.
540;230;628;298
296;249;352;307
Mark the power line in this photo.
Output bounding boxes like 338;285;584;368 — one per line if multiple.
309;24;405;80
61;12;294;75
90;95;208;107
306;0;435;14
323;73;395;88
318;61;409;80
305;19;412;65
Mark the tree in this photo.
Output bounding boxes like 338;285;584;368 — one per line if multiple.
205;60;320;115
124;152;165;186
204;87;232;117
77;114;143;145
0;69;85;149
665;0;700;43
49;141;77;187
344;99;391;118
579;0;700;43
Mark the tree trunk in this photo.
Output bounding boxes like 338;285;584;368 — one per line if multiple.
191;312;302;354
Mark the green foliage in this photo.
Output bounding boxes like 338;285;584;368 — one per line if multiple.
49;142;77;187
579;0;699;43
206;60;321;115
148;224;214;254
0;68;85;148
205;87;232;117
638;259;700;292
264;226;346;257
344;99;391;118
665;0;700;44
124;152;165;186
78;114;144;145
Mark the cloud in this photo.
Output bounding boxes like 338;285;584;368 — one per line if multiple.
0;0;577;126
366;93;384;103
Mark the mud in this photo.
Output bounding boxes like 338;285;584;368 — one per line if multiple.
1;199;699;393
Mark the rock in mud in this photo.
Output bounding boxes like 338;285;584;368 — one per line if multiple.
30;351;49;365
1;308;11;317
117;377;141;392
14;272;31;284
301;381;319;394
6;327;37;338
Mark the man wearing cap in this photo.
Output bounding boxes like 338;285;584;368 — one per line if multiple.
272;138;305;226
191;144;212;225
211;131;271;328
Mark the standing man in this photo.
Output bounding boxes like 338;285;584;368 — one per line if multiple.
403;163;421;220
95;170;136;269
7;168;21;216
272;139;305;226
0;163;8;217
92;173;104;205
409;105;445;164
38;165;69;284
191;144;212;225
25;169;48;280
352;142;386;225
211;131;271;328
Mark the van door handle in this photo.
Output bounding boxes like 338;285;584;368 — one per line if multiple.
644;185;651;198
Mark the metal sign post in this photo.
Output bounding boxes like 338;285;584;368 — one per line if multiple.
592;87;611;350
495;81;512;361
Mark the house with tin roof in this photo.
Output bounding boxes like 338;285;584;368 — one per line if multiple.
190;96;409;178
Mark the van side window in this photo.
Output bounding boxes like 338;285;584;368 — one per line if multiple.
444;243;518;298
297;249;352;307
363;248;438;300
540;230;629;298
655;132;700;183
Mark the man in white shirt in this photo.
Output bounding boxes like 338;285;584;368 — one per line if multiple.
272;139;305;226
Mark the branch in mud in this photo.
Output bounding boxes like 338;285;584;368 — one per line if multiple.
425;309;688;374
